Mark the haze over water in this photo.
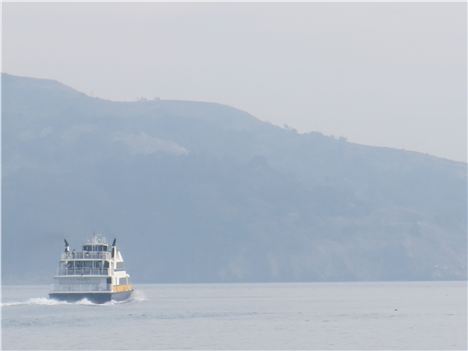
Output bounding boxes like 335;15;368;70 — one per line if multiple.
2;4;466;351
2;282;466;350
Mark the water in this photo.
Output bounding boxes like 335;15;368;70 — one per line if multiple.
2;282;466;349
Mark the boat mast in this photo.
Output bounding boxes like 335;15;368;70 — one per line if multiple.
111;238;117;258
64;239;70;253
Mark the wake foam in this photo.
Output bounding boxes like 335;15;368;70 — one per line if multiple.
2;292;146;307
131;289;147;302
2;297;70;307
2;297;112;307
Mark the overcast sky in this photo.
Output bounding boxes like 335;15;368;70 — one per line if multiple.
3;3;466;162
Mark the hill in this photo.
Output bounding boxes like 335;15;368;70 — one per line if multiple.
2;73;466;283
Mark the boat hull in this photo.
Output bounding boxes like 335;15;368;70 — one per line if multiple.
49;290;133;304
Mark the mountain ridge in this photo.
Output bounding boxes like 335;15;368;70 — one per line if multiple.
2;73;466;283
3;72;465;165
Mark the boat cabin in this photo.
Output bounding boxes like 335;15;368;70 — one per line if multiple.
82;244;109;252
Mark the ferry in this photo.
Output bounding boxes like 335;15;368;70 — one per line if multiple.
49;234;134;303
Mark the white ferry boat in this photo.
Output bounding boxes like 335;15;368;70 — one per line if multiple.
49;234;134;303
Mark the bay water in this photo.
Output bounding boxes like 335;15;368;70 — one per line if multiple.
2;282;466;349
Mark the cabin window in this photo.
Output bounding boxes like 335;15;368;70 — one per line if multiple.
106;277;112;284
104;261;109;268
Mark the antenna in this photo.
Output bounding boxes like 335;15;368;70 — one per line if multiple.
64;239;70;252
111;238;117;258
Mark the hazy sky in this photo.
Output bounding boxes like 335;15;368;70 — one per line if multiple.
2;3;466;162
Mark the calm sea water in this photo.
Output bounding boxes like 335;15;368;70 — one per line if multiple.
2;282;466;350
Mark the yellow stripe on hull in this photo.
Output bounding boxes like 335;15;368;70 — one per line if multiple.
112;284;133;293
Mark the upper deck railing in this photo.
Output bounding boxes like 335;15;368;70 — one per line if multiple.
52;284;111;292
61;251;111;260
57;268;110;276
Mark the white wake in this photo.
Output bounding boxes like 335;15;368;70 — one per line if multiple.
131;289;147;302
2;297;118;307
2;289;146;307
